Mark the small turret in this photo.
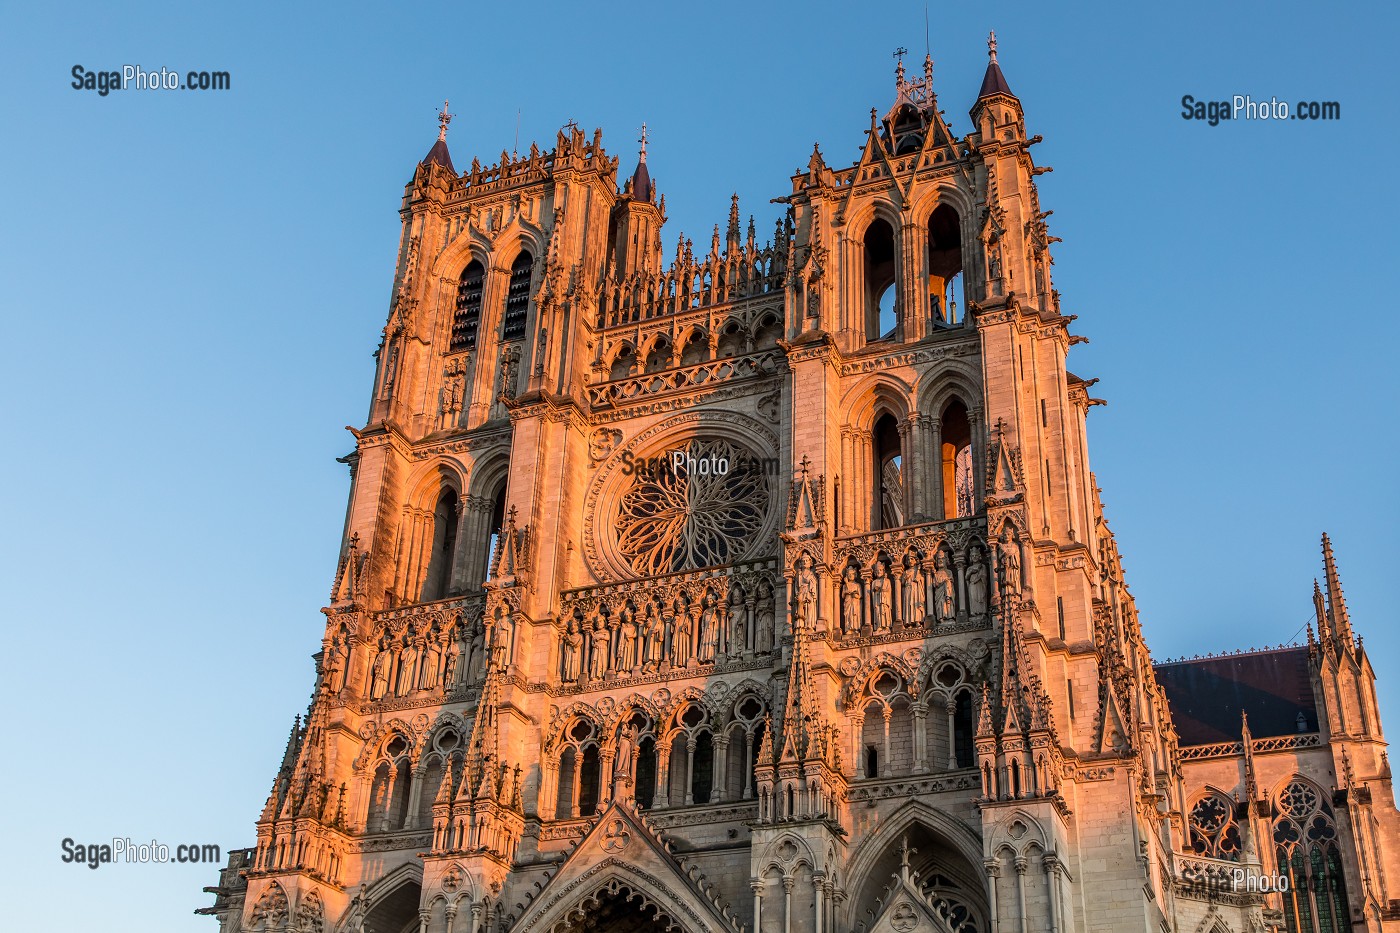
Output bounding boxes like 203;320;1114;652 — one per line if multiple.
422;100;456;173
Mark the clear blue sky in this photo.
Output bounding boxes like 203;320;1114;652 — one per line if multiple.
1;1;1396;929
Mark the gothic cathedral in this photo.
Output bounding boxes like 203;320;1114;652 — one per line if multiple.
200;39;1400;933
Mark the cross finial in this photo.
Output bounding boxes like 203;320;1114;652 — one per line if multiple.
799;454;812;476
437;99;454;142
894;46;908;84
638;122;649;163
987;30;998;62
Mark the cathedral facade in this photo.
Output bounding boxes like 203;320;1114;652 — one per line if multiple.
200;39;1400;933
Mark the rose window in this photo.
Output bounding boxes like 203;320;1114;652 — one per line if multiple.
615;439;768;575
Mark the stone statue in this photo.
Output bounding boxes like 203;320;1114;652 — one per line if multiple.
998;529;1022;595
756;589;776;653
902;554;927;628
418;639;442;690
870;560;892;633
326;639;348;693
618;608;639;672
369;645;391;699
967;551;988;616
468;623;486;681
395;644;417;696
697;593;719;663
615;725;637;778
444;632;462;685
841;565;863;635
727;586;747;656
932;551;956;625
642;607;663;672
673;611;693;668
589;619;611;680
489;608;511;668
561;620;582;683
794;556;819;633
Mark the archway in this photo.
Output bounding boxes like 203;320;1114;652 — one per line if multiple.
549;879;687;933
361;877;422;933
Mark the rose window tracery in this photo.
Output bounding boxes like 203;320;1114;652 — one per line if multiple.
615;438;769;575
1187;794;1242;861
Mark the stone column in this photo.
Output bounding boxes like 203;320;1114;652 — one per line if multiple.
1013;855;1029;933
913;707;929;773
405;766;426;829
928;418;944;520
984;858;1001;933
782;876;795;933
946;700;958;770
899;416;916;522
969;405;986;506
1042;854;1062;933
813;871;826;933
751;881;764;933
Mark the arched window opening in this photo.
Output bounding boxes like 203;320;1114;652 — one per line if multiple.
577;746;601;817
717;321;745;358
501;252;532;341
753;313;781;350
940;400;973;519
927;204;964;326
679;331;708;366
886;104;924;155
1274;780;1350;933
874;412;904;530
635;736;657;809
483;486;506;582
644;337;670;373
747;719;766;800
691;732;714;805
555;747;577;817
864;745;880;779
450;259;485;351
421;489;461;602
1188;795;1242;861
417;757;445;828
953;690;975;768
864;219;898;341
609;345;634;381
390;758;412;829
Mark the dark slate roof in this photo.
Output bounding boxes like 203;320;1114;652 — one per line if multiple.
977;61;1014;99
422;138;454;173
630;160;653;202
1154;647;1318;746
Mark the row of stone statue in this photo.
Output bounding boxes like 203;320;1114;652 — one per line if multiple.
323;610;515;700
793;536;1020;637
559;585;780;684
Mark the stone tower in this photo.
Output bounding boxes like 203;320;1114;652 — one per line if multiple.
201;42;1400;933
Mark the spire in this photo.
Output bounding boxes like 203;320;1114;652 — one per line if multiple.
421;99;456;172
977;31;1015;99
1321;533;1354;647
726;194;741;251
1312;578;1333;645
628;122;654;202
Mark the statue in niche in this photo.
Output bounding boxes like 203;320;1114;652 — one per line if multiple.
727;585;747;657
902;554;927;628
697;593;719;663
615;725;637;778
589;618;611;680
967;549;989;616
932;551;957;625
418;637;442;690
395;642;418;696
561;619;582;683
673;609;694;668
997;529;1022;596
642;606;663;672
869;560;893;633
618;607;639;672
489;608;511;668
325;638;348;693
794;556;819;634
444;630;462;685
841;565;863;635
369;643;391;699
755;589;776;654
468;622;486;681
